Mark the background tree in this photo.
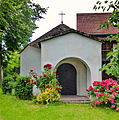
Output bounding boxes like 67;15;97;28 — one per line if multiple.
0;0;47;86
94;0;119;79
3;51;20;78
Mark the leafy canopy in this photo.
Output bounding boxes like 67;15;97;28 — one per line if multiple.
0;0;47;63
94;0;119;78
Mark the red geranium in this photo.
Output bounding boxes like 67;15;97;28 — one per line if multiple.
30;70;34;73
33;75;37;79
43;74;47;78
40;76;42;78
45;86;50;89
27;79;31;82
27;83;30;85
44;64;52;69
32;81;36;84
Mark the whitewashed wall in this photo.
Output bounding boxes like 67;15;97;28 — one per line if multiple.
41;33;102;92
20;46;41;76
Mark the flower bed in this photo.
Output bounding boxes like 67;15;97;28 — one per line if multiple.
87;78;119;111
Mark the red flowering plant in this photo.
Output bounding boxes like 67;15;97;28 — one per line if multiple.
87;78;119;111
26;70;40;87
38;64;62;92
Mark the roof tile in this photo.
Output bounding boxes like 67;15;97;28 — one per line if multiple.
77;13;119;35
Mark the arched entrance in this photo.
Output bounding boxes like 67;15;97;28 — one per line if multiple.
57;63;77;95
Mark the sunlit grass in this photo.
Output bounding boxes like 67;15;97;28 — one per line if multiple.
0;89;119;120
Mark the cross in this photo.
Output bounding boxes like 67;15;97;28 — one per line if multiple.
59;11;65;24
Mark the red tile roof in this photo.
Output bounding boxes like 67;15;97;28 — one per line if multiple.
77;13;119;35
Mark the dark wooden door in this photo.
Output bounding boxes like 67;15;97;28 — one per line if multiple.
57;63;77;95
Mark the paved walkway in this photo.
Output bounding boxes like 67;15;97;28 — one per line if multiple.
61;95;90;104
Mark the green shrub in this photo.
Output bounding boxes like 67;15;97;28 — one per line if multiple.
2;76;14;94
15;76;33;100
37;88;61;104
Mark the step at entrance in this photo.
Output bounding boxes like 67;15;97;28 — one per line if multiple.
61;95;90;104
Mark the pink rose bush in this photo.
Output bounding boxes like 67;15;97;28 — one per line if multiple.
87;78;119;111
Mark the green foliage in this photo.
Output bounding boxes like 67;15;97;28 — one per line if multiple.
2;76;14;94
3;51;20;77
0;0;47;73
94;0;119;78
38;64;62;91
37;88;61;104
100;44;119;78
87;79;119;111
15;76;33;100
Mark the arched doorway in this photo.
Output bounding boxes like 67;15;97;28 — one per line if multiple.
57;63;77;95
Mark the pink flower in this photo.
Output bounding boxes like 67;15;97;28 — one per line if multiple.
90;102;96;107
105;93;109;96
96;100;102;105
94;89;99;92
111;105;116;109
116;87;119;90
117;103;119;105
106;86;109;90
111;100;114;104
93;81;101;86
112;92;117;96
105;98;111;101
116;108;119;111
96;93;104;98
110;95;115;99
110;88;115;92
87;86;93;91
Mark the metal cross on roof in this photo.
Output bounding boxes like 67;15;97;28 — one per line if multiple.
59;11;65;24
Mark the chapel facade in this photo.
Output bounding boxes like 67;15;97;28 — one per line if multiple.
20;13;118;95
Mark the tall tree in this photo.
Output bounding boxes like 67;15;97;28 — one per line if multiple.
94;0;119;79
0;0;47;86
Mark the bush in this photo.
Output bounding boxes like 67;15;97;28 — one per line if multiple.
37;88;61;104
87;78;119;111
2;76;14;94
15;76;33;100
37;64;62;91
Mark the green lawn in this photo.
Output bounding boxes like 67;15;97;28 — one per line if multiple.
0;89;119;120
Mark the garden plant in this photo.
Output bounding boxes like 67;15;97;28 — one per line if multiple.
87;78;119;111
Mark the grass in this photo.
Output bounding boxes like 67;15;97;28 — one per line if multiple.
0;89;119;120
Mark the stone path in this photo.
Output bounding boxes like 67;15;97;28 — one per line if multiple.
61;95;90;104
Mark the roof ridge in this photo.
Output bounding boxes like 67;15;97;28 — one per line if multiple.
77;12;112;15
29;24;74;47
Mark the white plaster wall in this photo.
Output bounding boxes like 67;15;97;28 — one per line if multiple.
20;46;41;76
41;33;102;84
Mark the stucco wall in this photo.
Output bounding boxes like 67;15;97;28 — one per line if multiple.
41;33;102;84
20;46;41;76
